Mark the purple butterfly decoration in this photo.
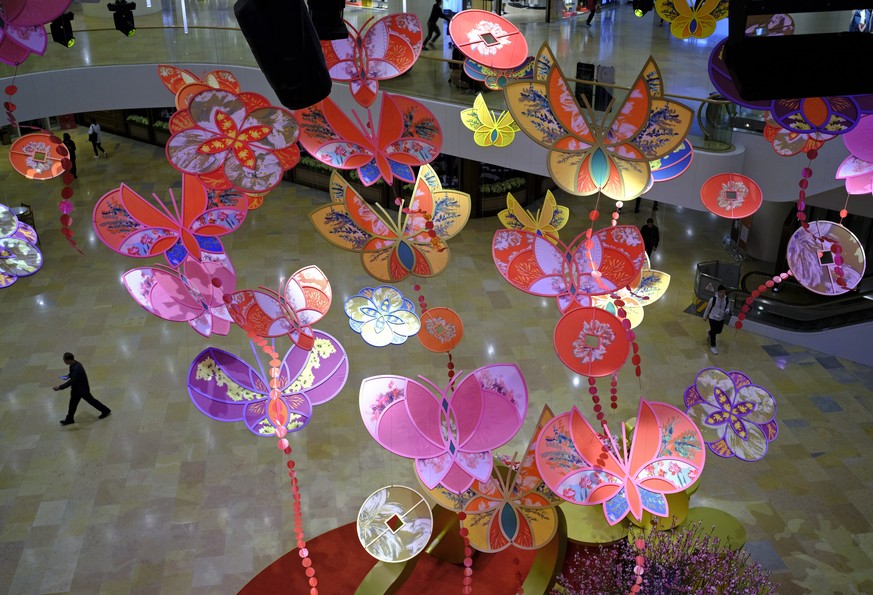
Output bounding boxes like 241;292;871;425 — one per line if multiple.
188;332;348;437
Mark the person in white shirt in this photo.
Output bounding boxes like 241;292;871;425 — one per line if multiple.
87;119;109;158
703;284;732;355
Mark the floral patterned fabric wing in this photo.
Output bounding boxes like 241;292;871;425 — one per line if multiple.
0;203;43;287
763;112;834;156
836;155;873;195
345;285;421;347
123;254;236;337
167;89;300;193
158;65;242;110
92;175;246;266
297;93;442;186
322;14;423;108
536;401;705;525
497;191;569;245
463;56;535;91
461;407;562;552
655;0;728;39
0;6;47;66
493;226;646;312
187;333;348;437
505;46;691;200
684;368;778;462
460;93;520;147
360;364;528;494
283;265;332;328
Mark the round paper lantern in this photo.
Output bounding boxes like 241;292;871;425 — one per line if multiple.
786;221;865;295
356;485;433;563
448;10;528;70
8;133;67;180
700;173;762;219
553;307;629;377
418;307;464;352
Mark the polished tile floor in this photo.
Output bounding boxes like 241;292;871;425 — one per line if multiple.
1;2;872;594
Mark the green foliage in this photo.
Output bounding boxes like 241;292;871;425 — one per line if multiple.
126;114;149;125
480;177;526;195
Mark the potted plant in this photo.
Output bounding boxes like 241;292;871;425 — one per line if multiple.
480;176;527;215
152;120;171;146
126;114;152;142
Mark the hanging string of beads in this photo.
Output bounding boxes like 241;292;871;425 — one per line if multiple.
629;537;646;594
734;272;792;330
458;511;474;594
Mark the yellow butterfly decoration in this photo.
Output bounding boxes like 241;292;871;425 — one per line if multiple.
655;0;728;39
497;190;569;245
460;93;520;148
504;44;693;202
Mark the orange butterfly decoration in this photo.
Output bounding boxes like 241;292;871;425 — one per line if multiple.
504;44;692;201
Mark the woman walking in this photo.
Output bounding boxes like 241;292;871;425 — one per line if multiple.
87;119;109;158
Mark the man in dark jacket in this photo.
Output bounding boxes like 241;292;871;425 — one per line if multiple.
423;0;449;49
640;218;659;257
53;352;111;425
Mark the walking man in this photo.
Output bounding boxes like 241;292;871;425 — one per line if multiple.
640;217;659;257
423;0;449;49
702;285;732;355
53;352;111;425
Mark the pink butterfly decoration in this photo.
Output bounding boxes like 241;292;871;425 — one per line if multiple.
92;174;248;267
224;265;332;351
838;115;873;195
536;400;705;525
123;253;236;337
359;364;528;494
0;0;70;66
322;13;423;108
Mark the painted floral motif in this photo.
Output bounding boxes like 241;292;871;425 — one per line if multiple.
368;382;405;422
0;203;43;288
786;220;865;296
572;319;615;364
167;88;300;193
684;368;778;462
357;485;433;563
655;0;728;39
345;285;421;347
716;179;749;210
0;8;46;67
466;20;512;56
425;315;456;342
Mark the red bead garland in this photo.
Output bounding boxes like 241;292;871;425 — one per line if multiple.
458;512;473;594
628;538;646;594
734;272;792;330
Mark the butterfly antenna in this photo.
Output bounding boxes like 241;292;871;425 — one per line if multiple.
602;421;623;467
150;191;176;220
351;109;374;141
250;339;269;381
372;201;403;235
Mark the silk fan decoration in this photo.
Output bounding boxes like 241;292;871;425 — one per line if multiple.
493;225;646;313
553;307;629;378
654;0;728;39
449;9;528;70
463;56;535;91
709;39;873;135
505;44;692;201
92;175;248;267
0;202;43;288
764;112;834;157
840;115;873;195
321;14;423;108
345;285;421;347
460;93;520;148
167;88;300;194
360;363;528;494
536;400;705;526
650;139;694;182
699;173;763;219
424;406;562;552
157;65;243;110
309;167;470;282
8;133;68;179
786;221;866;296
296;92;442;186
684;368;778;462
224;265;332;351
187;334;348;437
497;190;569;245
357;485;433;563
123;253;236;337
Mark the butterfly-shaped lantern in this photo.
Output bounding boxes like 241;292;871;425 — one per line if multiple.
505;44;692;201
188;334;348;437
310;167;470;282
92;174;248;267
296;92;443;187
360;364;528;494
461;93;520;148
497;190;569;245
224;265;332;350
654;0;728;39
321;14;423;108
536;400;705;526
122;253;236;337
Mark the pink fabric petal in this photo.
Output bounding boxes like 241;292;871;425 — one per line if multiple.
167;129;225;176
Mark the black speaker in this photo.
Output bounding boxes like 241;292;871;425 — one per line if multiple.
234;0;332;110
307;0;348;41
